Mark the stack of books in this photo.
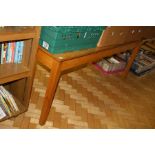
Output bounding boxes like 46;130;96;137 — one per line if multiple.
95;55;126;74
0;41;24;64
94;41;155;76
131;49;155;75
0;86;19;119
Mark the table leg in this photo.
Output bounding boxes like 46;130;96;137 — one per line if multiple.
121;45;141;78
39;60;61;125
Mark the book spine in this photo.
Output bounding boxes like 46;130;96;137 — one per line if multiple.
0;86;18;113
0;43;2;64
0;93;12;116
0;106;7;119
14;41;19;63
11;42;15;63
106;58;114;72
0;89;15;114
0;101;7;115
114;56;126;71
1;43;4;64
102;59;111;72
6;42;12;63
17;41;24;63
3;42;7;64
0;86;19;112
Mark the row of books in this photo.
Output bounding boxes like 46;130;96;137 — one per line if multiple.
0;86;19;119
96;55;126;74
0;41;24;64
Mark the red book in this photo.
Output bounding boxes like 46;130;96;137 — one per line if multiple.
11;42;15;63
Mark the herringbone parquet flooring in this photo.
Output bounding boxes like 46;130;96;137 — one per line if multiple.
1;64;155;129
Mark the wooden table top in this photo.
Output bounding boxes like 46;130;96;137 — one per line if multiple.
38;40;141;62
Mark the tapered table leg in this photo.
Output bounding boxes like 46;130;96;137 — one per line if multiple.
121;45;141;78
39;60;61;125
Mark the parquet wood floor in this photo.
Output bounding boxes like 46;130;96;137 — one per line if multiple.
1;64;155;129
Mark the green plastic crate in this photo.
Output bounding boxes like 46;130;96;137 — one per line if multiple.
39;26;106;54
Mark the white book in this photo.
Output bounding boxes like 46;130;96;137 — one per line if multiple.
0;107;6;119
108;57;120;64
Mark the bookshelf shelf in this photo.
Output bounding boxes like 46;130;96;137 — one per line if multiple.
0;26;36;42
0;26;40;122
0;64;30;84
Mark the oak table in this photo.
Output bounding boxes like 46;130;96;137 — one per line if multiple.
36;41;141;125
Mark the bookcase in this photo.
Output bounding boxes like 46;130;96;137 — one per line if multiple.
0;26;40;121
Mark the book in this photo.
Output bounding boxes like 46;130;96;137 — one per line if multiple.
1;43;4;64
6;42;12;63
17;41;24;63
0;94;12;116
0;43;2;64
2;42;7;64
107;57;121;72
14;41;20;63
102;59;111;72
0;86;19;112
114;56;126;70
0;100;7;118
0;106;6;119
11;42;15;63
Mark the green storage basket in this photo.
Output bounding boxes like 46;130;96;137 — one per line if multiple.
39;26;106;54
